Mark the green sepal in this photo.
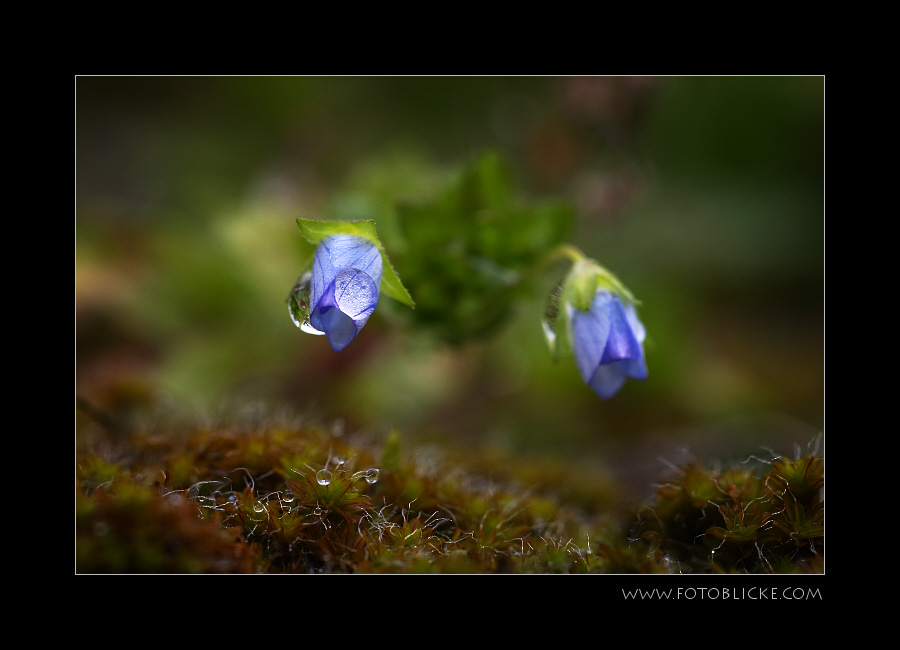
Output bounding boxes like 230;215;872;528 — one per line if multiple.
563;259;599;312
542;247;639;361
296;218;415;309
564;259;637;309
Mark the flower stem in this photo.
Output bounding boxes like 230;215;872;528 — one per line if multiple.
539;244;586;269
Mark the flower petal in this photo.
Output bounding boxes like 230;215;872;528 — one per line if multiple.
623;300;646;345
570;294;612;384
599;295;643;366
310;234;383;321
311;271;379;352
588;362;629;399
318;300;357;351
570;290;647;399
308;234;383;352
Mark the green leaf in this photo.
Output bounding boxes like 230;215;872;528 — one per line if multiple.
297;217;378;245
378;258;415;309
296;218;414;308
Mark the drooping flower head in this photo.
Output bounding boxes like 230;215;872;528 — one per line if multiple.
307;234;383;352
289;219;414;352
543;252;647;399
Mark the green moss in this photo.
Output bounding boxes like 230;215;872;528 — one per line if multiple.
76;481;258;573
632;450;824;574
75;411;823;574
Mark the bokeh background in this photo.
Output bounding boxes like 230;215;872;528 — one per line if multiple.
75;76;824;506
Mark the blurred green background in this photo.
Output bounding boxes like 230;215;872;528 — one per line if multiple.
75;76;824;503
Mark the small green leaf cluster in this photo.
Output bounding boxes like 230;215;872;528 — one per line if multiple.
632;451;824;574
390;152;573;344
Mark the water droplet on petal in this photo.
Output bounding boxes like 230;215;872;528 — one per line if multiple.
541;283;563;354
289;271;326;335
301;317;325;336
288;272;312;327
316;469;333;486
333;268;379;325
288;303;301;328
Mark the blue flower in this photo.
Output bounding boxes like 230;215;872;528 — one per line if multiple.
308;234;383;352
570;290;647;399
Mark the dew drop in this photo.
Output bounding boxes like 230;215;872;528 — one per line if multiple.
249;500;267;521
288;273;311;326
281;489;295;504
316;469;333;486
364;468;380;484
301;318;325;336
197;495;218;509
334;268;379;323
288;303;301;328
288;271;326;335
541;282;563;353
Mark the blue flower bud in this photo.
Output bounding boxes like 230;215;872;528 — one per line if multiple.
308;234;383;351
569;290;647;399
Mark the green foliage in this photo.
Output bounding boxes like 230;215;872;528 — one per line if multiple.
632;448;824;574
75;407;823;574
390;152;573;344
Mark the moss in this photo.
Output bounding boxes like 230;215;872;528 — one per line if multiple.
76;482;258;573
75;410;823;574
631;451;824;574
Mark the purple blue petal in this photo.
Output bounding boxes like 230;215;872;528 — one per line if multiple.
309;234;383;351
570;290;647;399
